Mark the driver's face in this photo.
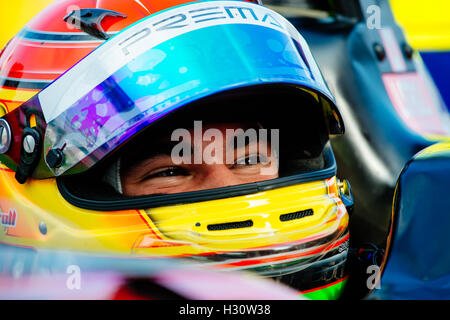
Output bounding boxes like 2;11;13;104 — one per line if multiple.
121;123;278;196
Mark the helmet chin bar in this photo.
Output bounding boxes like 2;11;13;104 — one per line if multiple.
129;177;350;295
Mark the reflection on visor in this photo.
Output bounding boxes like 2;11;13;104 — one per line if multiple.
8;1;340;178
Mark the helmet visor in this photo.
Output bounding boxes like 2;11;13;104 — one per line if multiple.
1;1;343;179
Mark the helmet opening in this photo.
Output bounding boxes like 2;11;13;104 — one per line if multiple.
57;84;337;210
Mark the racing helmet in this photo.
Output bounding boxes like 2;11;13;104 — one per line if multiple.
0;0;350;299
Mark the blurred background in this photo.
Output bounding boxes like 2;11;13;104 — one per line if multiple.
0;0;56;48
390;0;450;111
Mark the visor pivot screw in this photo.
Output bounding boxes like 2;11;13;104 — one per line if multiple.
0;119;12;154
15;128;42;184
23;134;37;154
39;222;47;235
46;148;64;169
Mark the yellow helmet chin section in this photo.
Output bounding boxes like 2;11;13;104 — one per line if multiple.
137;179;347;255
134;178;349;277
0;164;348;276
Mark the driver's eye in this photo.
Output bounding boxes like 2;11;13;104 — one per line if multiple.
143;167;189;180
233;154;269;168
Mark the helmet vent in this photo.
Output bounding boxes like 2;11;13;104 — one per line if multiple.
207;220;253;231
279;209;314;222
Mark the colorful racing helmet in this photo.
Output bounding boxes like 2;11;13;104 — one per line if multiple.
0;0;350;299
